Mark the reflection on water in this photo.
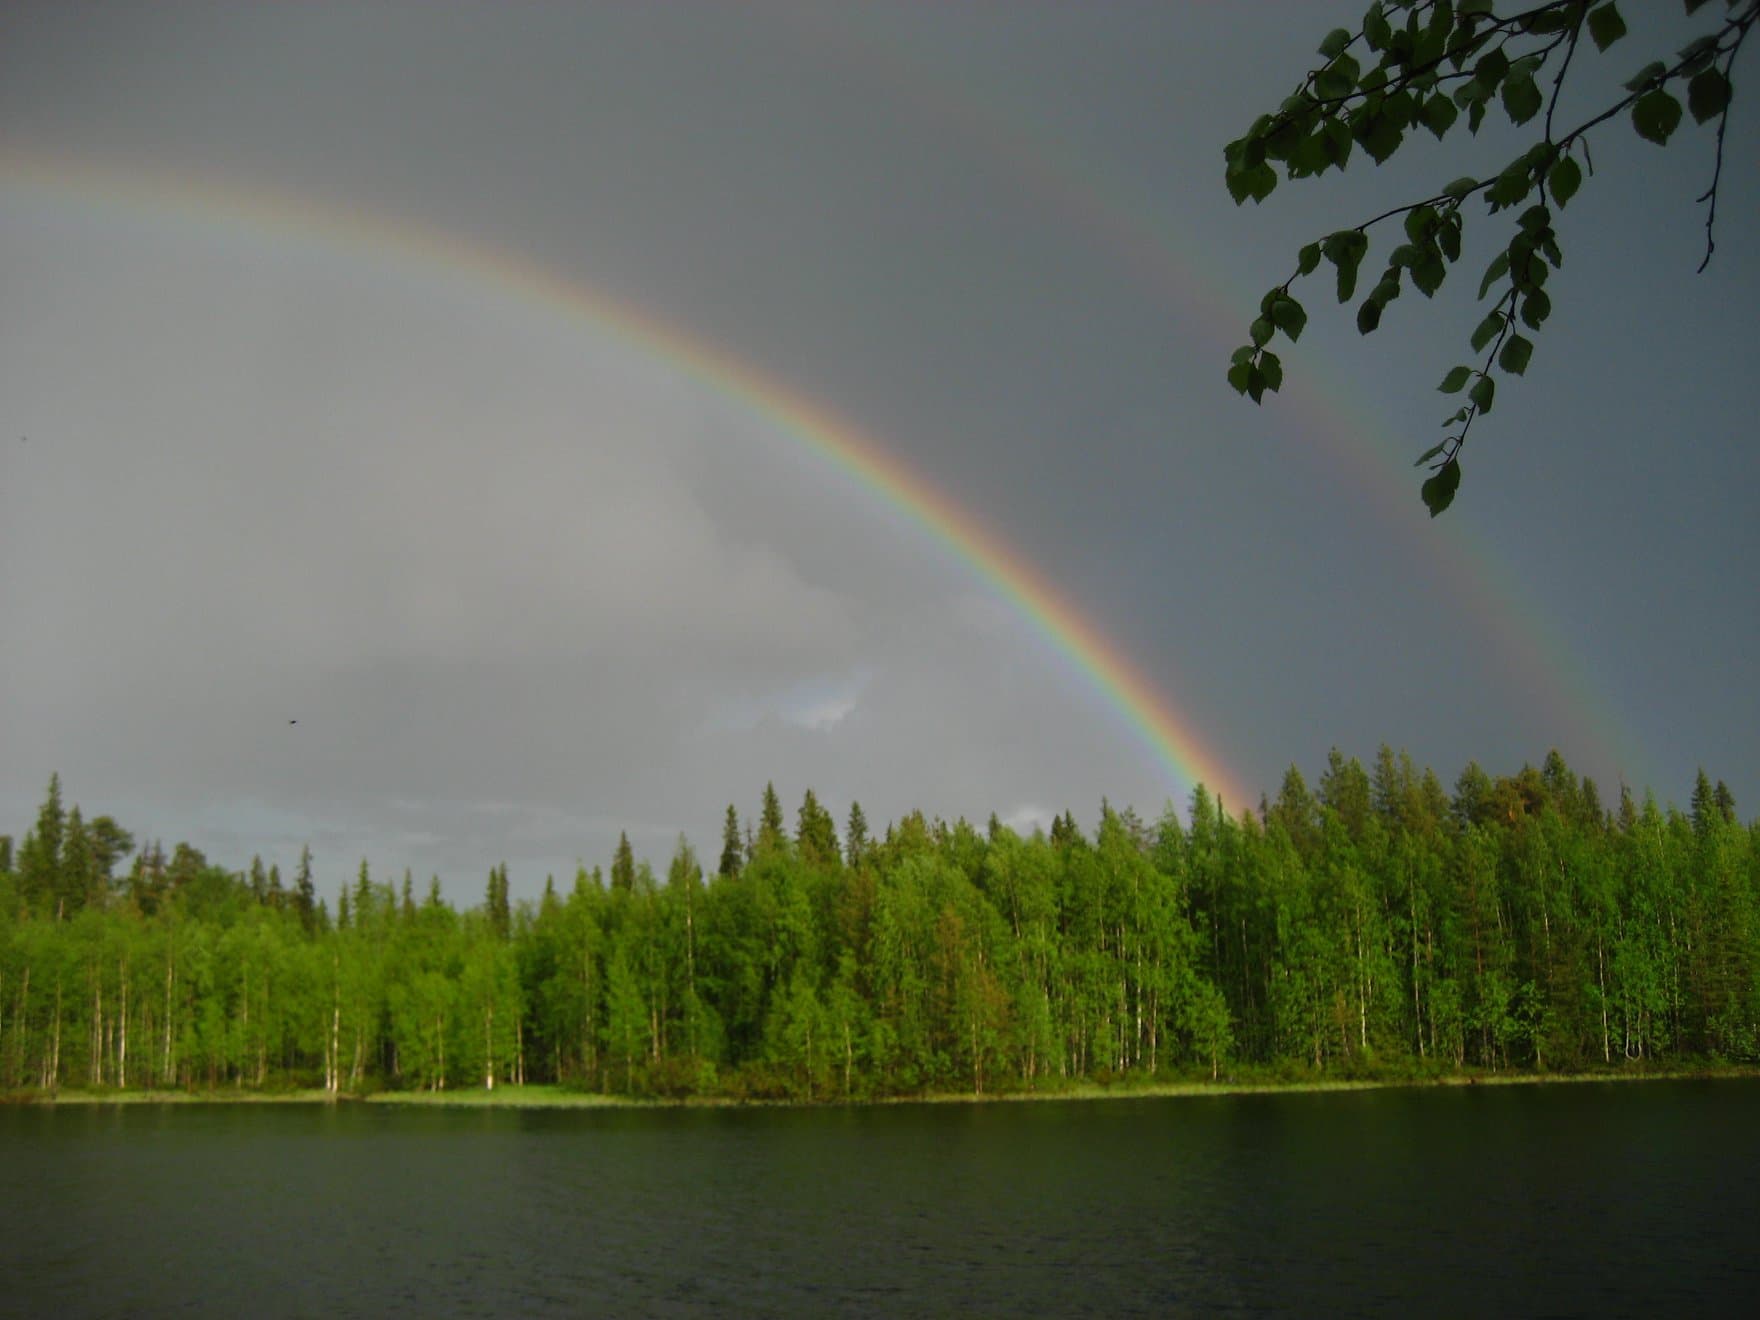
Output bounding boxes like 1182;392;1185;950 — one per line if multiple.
3;1081;1758;1316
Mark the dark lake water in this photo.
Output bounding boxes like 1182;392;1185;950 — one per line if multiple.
4;1080;1758;1316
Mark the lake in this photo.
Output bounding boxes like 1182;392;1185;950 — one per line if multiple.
4;1080;1757;1316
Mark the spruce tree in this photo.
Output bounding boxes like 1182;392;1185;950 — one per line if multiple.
486;863;511;937
611;834;636;893
58;806;94;918
355;859;373;927
796;789;840;870
757;783;787;856
846;801;870;868
17;772;66;913
294;845;318;932
718;805;744;880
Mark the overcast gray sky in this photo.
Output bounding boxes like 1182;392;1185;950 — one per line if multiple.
3;2;1754;901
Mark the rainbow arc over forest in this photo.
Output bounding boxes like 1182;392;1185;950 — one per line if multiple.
0;147;1253;811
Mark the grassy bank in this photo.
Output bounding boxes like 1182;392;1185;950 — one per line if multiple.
14;1064;1759;1110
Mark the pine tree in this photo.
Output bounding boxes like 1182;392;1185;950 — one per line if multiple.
718;805;744;880
85;815;134;892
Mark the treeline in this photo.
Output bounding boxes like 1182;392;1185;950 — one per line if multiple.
2;752;1756;1100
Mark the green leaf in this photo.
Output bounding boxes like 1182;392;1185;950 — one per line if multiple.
1587;3;1627;53
1520;288;1552;329
1315;67;1355;101
1468;375;1495;414
1246;366;1266;404
1442;175;1479;201
1478;250;1510;300
1437;218;1462;264
1318;27;1353;60
1250;316;1275;348
1421;459;1461;516
1403;205;1437;244
1474;47;1510;90
1499;333;1534;376
1298;242;1322;276
1357;299;1383;334
1422;93;1459;139
1438;365;1474;393
1365;3;1392;50
1502;74;1542;125
1470;309;1505;353
1632;90;1683;145
1414;442;1447;467
1689;68;1732;124
1412;255;1446;297
1259;350;1284;393
1624;61;1667;93
1227;360;1253;395
1271;296;1308;341
1325;230;1369;302
1548;155;1582;206
1678;35;1720;76
1488;161;1533;209
1230;345;1256;367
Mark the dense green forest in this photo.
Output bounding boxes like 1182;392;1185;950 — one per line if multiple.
3;751;1756;1100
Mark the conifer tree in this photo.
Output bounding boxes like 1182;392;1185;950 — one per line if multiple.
846;801;871;868
58;806;94;917
611;834;636;893
796;789;841;870
17;772;66;913
718;805;744;880
294;845;318;932
355;860;374;928
757;783;787;856
486;863;511;938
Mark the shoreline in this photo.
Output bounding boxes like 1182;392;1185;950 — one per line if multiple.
15;1065;1759;1110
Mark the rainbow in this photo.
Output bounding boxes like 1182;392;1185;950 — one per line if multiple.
795;19;1644;787
0;146;1254;812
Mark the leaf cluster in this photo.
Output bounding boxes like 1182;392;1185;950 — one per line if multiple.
1223;0;1755;514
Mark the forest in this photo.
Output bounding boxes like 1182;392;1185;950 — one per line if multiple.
2;750;1755;1101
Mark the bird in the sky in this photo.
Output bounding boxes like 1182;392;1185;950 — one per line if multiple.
289;719;298;725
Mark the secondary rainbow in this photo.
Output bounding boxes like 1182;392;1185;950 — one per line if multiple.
0;147;1252;811
800;22;1644;787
